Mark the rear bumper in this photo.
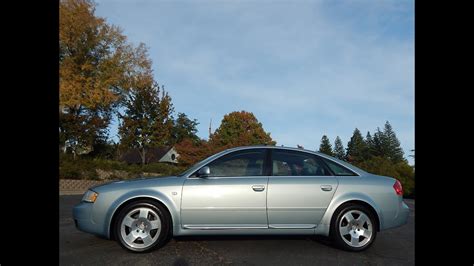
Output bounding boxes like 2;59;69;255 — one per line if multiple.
73;202;108;238
382;200;410;230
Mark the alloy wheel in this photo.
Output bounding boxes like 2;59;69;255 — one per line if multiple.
120;207;162;249
338;209;373;248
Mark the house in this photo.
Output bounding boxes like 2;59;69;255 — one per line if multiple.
120;146;180;164
61;139;93;155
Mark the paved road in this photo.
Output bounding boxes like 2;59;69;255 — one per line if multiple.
60;196;414;265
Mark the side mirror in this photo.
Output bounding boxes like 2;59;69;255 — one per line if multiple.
197;166;210;178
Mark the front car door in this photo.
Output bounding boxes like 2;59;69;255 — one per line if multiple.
267;149;338;229
181;148;269;229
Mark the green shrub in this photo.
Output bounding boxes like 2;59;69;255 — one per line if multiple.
356;156;415;197
59;162;81;179
142;163;185;176
59;154;186;180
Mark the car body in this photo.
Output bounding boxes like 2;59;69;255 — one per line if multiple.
73;145;409;252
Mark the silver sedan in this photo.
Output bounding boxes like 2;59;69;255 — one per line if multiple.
73;146;409;252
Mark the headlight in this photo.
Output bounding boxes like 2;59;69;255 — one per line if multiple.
82;190;98;203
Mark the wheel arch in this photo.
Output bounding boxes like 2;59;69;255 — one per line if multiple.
317;192;384;236
106;192;177;239
329;200;381;233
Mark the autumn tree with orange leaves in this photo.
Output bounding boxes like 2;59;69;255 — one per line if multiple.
209;111;276;148
174;139;213;167
175;111;275;167
59;0;152;157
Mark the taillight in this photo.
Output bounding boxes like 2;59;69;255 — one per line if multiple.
393;179;403;196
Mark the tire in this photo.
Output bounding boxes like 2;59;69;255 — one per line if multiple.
331;203;377;251
114;199;171;253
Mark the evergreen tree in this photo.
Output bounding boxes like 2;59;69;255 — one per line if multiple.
172;113;199;144
346;128;367;163
382;121;405;163
333;136;345;160
319;135;333;156
372;127;384;157
366;131;374;157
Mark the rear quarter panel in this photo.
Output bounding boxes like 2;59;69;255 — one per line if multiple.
316;174;400;236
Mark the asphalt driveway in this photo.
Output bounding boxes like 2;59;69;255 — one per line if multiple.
60;196;414;265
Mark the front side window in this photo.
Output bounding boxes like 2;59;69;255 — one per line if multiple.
321;158;357;176
272;150;331;176
205;149;266;177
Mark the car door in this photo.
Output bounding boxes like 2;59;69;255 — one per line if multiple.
181;148;269;229
266;149;338;229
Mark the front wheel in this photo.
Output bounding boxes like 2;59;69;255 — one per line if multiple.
114;200;171;253
331;204;377;251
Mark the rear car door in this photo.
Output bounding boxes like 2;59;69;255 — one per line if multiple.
266;149;338;229
181;148;269;229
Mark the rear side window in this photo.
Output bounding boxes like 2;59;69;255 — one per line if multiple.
321;158;357;176
272;150;331;176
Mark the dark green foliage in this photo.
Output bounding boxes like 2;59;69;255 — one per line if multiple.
59;153;185;180
320;121;414;197
356;156;414;196
118;83;174;165
346;128;368;163
333;136;345;160
319;135;334;156
382;121;405;163
86;140;118;160
370;122;405;163
172;113;200;144
365;131;375;156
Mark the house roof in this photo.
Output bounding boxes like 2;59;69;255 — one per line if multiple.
120;146;174;164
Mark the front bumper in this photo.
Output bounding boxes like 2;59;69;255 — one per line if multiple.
73;202;107;237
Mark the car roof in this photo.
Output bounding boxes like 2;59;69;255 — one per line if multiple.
224;145;367;175
224;145;323;154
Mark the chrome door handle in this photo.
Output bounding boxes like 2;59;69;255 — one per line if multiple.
320;185;332;191
252;185;265;192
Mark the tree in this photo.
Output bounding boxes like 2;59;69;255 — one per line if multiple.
346;128;368;164
382;121;405;163
60;0;152;157
209;111;276;148
154;86;175;146
319;135;333;156
174;139;213;166
357;156;414;196
372;122;405;163
333;136;345;160
86;139;118;160
372;127;384;157
118;83;174;165
365;131;373;154
172;113;199;144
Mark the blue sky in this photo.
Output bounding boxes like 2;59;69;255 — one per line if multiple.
95;0;414;164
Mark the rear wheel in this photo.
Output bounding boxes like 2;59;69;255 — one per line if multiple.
114;200;170;252
331;204;377;251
